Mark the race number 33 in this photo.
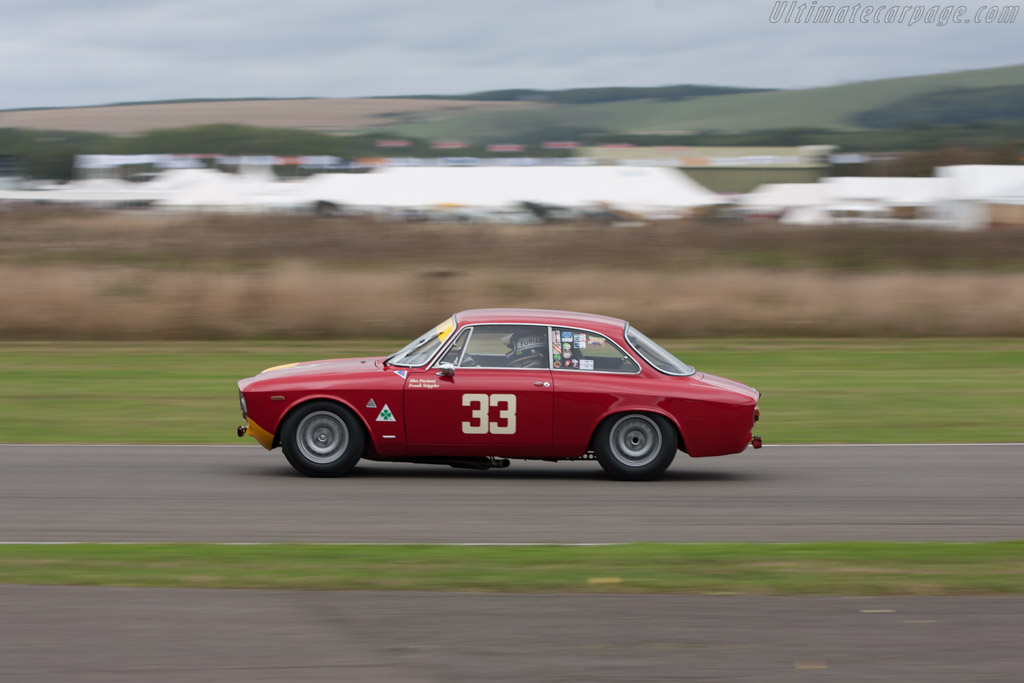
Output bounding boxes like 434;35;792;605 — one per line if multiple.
462;393;517;435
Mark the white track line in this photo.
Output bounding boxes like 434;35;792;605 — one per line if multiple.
0;541;999;546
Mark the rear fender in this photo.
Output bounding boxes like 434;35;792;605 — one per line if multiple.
588;408;688;456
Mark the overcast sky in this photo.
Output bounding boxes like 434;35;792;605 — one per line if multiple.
1;0;1022;109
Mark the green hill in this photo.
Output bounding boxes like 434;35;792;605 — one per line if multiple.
375;63;1024;142
377;84;773;105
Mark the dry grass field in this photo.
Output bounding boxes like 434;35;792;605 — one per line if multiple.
0;98;546;135
2;208;1024;339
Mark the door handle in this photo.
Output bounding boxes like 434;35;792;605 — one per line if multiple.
534;381;550;387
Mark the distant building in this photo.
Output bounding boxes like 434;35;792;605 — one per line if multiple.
576;145;835;193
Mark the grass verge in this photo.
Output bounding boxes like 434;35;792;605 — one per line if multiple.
1;338;1022;444
1;543;1021;594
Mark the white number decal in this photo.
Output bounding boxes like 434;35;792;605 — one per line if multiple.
462;394;489;434
461;393;517;435
489;394;516;435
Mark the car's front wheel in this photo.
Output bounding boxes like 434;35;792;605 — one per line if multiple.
281;401;364;477
594;413;677;481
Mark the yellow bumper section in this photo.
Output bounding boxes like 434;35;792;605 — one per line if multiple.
245;417;275;450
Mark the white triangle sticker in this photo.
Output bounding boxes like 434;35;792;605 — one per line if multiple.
376;404;396;422
366;398;377;409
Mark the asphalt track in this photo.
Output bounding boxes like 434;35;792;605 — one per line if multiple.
2;443;1022;681
1;443;1021;542
3;586;1022;682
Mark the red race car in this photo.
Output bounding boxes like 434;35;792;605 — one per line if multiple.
237;308;762;480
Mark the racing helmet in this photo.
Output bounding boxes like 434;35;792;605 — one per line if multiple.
506;330;547;368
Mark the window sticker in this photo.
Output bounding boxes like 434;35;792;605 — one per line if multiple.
574;333;587;349
589;336;606;346
561;330;574;342
579;359;595;370
435;318;456;344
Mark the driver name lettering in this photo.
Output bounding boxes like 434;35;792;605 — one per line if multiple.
408;377;440;389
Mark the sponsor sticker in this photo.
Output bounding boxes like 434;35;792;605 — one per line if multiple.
580;359;594;370
514;334;544;353
561;330;574;342
394;370;408;379
589;336;606;346
575;333;587;349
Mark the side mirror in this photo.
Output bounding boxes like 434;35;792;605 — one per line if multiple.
437;362;455;377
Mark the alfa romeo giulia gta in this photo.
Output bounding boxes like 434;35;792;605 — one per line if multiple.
237;308;762;480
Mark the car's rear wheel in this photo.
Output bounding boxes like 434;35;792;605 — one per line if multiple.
595;413;677;481
281;401;364;477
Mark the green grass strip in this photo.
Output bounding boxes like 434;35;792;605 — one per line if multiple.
1;338;1023;444
1;543;1022;594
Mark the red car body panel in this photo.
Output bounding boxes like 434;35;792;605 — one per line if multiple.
237;308;760;462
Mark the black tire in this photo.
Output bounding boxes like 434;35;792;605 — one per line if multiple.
280;401;365;477
594;413;677;481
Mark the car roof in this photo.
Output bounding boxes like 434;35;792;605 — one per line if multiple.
454;308;628;335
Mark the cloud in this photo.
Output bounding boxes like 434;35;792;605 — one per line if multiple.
1;0;1021;109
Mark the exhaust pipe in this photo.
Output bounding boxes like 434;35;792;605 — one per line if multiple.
447;457;511;470
751;435;763;449
237;425;248;438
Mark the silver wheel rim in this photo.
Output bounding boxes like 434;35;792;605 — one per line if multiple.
296;411;350;464
608;415;662;468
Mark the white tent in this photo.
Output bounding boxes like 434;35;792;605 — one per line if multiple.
0;164;720;216
294;166;720;217
740;183;829;213
151;168;300;212
932;166;1024;230
0;177;155;205
822;177;951;207
935;165;1024;200
780;206;833;225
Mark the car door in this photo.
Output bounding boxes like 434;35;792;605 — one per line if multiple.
549;325;643;455
403;324;553;457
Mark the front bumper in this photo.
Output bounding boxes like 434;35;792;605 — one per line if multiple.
237;416;275;451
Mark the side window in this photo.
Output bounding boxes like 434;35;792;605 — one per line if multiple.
551;328;640;374
461;325;548;369
437;328;471;366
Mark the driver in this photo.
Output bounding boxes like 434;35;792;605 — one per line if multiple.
505;330;547;368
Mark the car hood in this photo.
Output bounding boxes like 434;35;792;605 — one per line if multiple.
239;357;385;391
691;372;760;401
257;357;379;378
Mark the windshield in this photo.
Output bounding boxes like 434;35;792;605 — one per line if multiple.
386;317;456;367
625;326;695;376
